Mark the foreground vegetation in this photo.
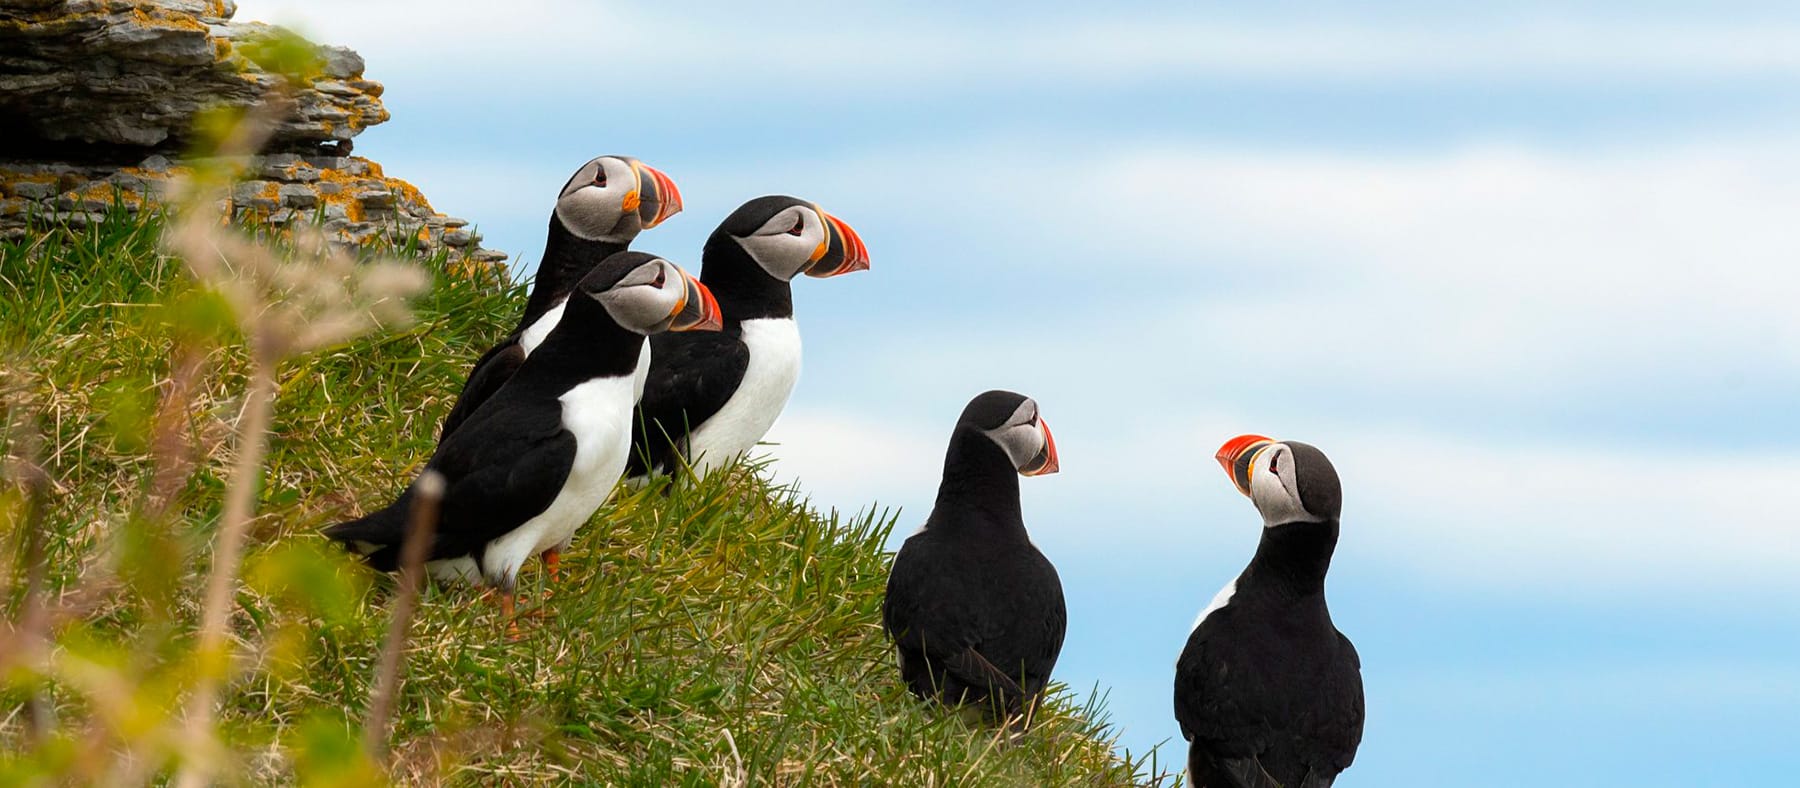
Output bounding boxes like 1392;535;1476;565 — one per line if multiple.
0;211;1167;784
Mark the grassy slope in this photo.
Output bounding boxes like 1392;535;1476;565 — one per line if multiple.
0;213;1171;785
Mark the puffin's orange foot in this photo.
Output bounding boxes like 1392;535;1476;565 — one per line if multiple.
540;548;562;584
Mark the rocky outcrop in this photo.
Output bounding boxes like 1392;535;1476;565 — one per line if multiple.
0;0;506;267
0;155;507;266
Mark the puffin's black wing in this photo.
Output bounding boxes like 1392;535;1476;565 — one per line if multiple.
1175;608;1365;787
883;535;1031;713
1317;631;1367;774
437;338;526;441
1174;605;1280;787
628;330;749;476
424;401;577;562
327;398;575;571
1005;553;1066;698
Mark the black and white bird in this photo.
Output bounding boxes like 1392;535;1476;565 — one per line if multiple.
627;195;869;480
325;252;721;613
1173;435;1364;788
438;155;682;439
882;390;1063;721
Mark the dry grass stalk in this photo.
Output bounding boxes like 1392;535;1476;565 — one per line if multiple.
167;95;430;786
2;418;54;742
365;469;445;759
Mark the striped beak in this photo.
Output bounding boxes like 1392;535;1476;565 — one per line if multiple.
629;160;683;229
669;272;722;332
804;206;871;278
1020;418;1060;476
1216;434;1274;496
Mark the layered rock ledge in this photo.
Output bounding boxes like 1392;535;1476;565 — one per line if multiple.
0;0;506;266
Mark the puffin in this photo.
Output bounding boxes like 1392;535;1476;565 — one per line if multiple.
438;155;682;439
881;390;1063;722
1173;435;1364;788
626;195;868;480
325;252;721;614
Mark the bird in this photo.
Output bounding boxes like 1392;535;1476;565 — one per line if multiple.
1173;435;1364;788
438;155;682;440
882;390;1063;722
626;195;868;480
324;251;721;615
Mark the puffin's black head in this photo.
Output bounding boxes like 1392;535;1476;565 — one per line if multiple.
554;155;683;242
716;195;871;281
1215;435;1342;525
959;390;1059;477
575;251;722;335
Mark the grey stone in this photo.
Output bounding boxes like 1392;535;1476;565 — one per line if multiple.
321;202;348;220
385;224;422;243
336;222;377;244
314;181;341;196
0;1;388;151
137;154;172;172
62;211;108;227
305;157;348;171
231;181;267;203
313;79;358;97
11;182;55;200
278;183;316;209
442;228;473;247
320;46;363;78
355;189;395;208
52;193;85;211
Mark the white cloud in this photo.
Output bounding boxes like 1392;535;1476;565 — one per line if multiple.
1340;429;1800;595
761;136;1800;412
762;404;1800;599
1388;662;1800;711
758;409;943;525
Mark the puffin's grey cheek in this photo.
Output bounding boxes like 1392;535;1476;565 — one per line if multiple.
558;189;630;241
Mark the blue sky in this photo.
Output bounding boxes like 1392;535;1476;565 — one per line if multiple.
242;2;1800;783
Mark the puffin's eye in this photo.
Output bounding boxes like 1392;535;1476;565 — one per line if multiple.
651;269;666;289
1269;451;1280;475
786;215;805;236
593;168;608;187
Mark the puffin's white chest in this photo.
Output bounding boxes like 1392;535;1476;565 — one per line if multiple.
1190;577;1238;633
518;300;565;353
478;375;635;587
686;317;801;475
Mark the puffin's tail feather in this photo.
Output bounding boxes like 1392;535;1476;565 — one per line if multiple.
321;502;408;572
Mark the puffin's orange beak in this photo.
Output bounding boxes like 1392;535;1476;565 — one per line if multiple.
669;272;722;332
1216;434;1274;496
1021;419;1059;476
804;207;871;277
632;161;683;229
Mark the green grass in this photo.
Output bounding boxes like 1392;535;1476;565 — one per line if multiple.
0;211;1172;785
